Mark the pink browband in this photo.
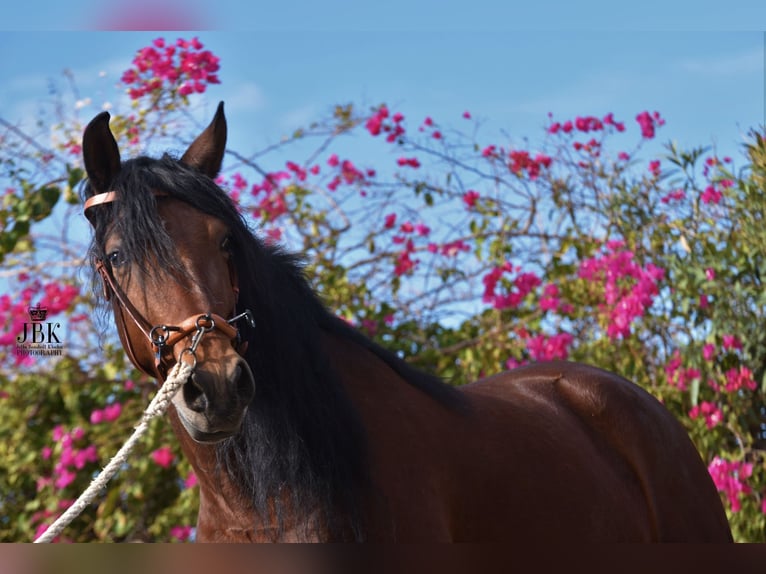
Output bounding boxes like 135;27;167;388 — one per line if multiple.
83;191;168;223
83;191;119;222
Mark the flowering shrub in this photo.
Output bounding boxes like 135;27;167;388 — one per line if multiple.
0;37;764;542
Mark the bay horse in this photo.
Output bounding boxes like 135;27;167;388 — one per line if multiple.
80;102;732;542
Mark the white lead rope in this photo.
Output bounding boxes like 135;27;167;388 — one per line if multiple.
33;361;193;543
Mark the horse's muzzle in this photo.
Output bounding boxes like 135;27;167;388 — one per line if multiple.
172;356;255;443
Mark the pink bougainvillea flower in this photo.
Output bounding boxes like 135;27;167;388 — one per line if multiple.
462;190;480;208
185;472;198;489
689;401;723;429
539;284;561;311
151;446;175;468
635;110;665;139
700;185;723;205
103;403;122;423
481;145;497;157
526;332;574;362
723;366;756;393
708;457;753;513
383;213;397;229
54;469;76;490
722;334;742;351
660;189;685;204
170;525;193;542
577;243;664;340
396;157;421;169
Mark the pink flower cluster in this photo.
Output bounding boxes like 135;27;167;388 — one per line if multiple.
708;456;754;512
365;105;406;143
462;190;480;209
482;262;542;310
664;352;701;391
151;446;175;468
121;37;220;100
538;283;574;314
508;150;552;180
548;112;625;135
689;401;723;429
327;154;373;192
526;332;574;362
393;240;417;277
702;155;733;178
660;189;686;204
397;157;421;169
214;171;248;206
38;425;98;491
90;402;122;424
635;111;665;139
429;239;471;257
170;525;194;542
721;366;757;393
701;185;723;205
577;241;665;339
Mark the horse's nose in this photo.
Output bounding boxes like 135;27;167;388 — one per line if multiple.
182;357;254;414
232;358;256;405
183;371;210;413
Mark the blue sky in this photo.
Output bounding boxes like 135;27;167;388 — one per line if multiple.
2;0;766;31
1;30;763;166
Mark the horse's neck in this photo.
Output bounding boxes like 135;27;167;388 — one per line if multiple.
165;406;257;540
166;385;337;542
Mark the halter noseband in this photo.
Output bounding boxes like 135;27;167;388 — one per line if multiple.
85;190;254;380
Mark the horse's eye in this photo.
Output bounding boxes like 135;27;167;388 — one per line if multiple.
221;235;233;252
107;250;126;267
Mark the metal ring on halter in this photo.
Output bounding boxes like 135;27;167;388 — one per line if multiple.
179;347;198;371
195;314;215;333
150;325;171;346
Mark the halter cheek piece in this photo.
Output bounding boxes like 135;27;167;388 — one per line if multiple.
84;191;255;381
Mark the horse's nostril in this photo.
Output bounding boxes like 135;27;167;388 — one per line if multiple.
235;361;256;402
183;375;208;413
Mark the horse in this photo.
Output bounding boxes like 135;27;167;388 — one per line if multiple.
80;102;733;542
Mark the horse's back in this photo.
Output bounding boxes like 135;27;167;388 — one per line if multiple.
454;361;732;541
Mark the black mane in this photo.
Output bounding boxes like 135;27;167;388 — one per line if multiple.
83;154;465;540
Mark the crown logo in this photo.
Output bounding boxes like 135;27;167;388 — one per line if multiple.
28;303;48;322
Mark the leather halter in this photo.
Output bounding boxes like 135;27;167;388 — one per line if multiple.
85;190;251;381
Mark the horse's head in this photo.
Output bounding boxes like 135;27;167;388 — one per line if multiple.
81;103;255;443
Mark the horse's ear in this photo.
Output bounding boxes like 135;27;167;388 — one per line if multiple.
181;101;227;179
82;111;121;196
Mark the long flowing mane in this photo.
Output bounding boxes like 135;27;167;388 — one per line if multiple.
83;153;466;540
